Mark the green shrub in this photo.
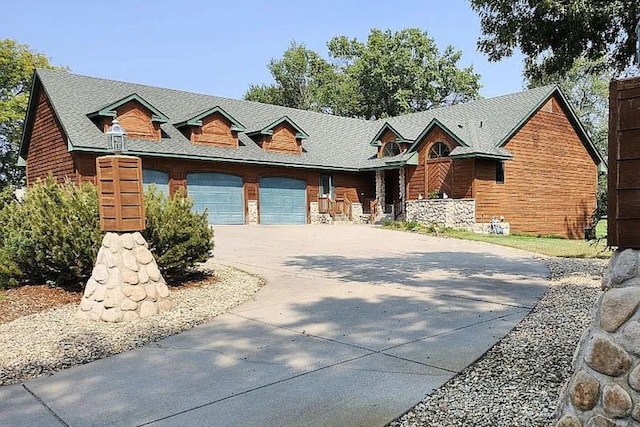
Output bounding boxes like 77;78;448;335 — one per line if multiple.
143;186;214;281
0;179;214;289
0;177;101;289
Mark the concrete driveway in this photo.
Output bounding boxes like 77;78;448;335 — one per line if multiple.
1;225;548;427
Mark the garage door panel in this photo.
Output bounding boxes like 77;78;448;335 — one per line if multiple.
187;173;244;225
259;177;306;224
142;169;169;196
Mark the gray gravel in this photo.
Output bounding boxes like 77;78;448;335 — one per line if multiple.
0;262;263;386
389;257;608;427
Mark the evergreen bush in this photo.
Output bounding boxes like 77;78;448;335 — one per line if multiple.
142;186;214;280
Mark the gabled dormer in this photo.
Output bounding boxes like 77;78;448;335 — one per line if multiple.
88;93;168;141
174;106;246;148
370;122;412;159
247;116;309;155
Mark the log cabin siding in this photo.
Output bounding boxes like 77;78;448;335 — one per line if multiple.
473;96;597;238
107;101;161;141
74;153;373;223
26;92;76;183
262;123;301;154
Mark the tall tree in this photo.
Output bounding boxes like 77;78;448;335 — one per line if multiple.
0;40;64;189
246;29;481;119
328;28;481;118
244;41;340;112
470;0;640;80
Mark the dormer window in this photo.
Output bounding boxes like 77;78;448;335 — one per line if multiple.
247;116;309;155
429;142;451;158
88;93;168;142
382;142;401;157
174;106;245;148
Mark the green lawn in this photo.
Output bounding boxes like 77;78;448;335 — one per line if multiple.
384;222;612;259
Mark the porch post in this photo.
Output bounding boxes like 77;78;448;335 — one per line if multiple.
399;167;406;204
375;170;385;210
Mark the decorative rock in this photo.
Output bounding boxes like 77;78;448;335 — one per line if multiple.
103;289;122;309
586;415;617;427
121;299;138;311
603;383;632;418
147;263;161;282
620;321;640;355
79;298;93;312
633;404;640;423
84;278;98;297
570;370;600;410
122;251;139;272
158;299;174;313
138;267;149;285
92;284;106;302
92;264;109;284
132;232;146;246
78;232;172;322
122;270;139;285
144;283;157;301
123;311;140;322
609;249;638;287
100;308;122;323
121;234;135;250
134;246;154;265
600;287;640;332
629;364;640;391
139;301;157;318
557;414;582;427
585;334;632;376
156;282;170;298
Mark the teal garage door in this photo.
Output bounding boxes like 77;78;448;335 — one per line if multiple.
259;177;307;224
187;173;244;225
142;169;170;196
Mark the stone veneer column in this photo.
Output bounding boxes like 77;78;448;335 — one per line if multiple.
78;232;173;322
556;249;640;426
375;170;385;207
399;167;406;204
310;201;319;224
247;200;258;224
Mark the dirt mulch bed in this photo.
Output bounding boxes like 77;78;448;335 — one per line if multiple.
0;285;82;325
0;272;216;326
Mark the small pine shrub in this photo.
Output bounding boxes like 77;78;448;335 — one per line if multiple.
143;186;214;281
0;177;101;289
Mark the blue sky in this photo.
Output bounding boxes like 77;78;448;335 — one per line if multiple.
3;0;526;100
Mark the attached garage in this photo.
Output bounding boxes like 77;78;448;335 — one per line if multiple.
187;173;244;225
259;177;307;224
142;169;170;196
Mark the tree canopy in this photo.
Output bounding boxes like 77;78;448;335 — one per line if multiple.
245;29;481;119
0;39;65;189
470;0;640;80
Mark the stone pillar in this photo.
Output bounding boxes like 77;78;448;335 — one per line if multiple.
351;203;364;224
248;200;258;224
375;170;385;207
399;167;406;207
77;232;173;322
310;201;319;224
556;249;640;426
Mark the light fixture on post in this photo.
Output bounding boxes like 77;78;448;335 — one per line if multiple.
106;117;126;155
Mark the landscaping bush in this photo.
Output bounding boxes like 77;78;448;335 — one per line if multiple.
143;186;214;281
0;177;101;289
0;179;214;289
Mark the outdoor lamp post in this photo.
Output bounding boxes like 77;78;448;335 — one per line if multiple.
106;117;126;154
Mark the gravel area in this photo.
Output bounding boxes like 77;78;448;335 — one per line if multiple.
389;257;608;427
0;261;263;386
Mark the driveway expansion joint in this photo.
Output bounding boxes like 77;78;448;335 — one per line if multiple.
22;384;69;427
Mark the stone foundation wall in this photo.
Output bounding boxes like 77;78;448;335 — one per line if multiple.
405;199;475;230
556;249;640;426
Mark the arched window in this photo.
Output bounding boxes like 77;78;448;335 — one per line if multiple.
429;142;451;159
382;142;401;157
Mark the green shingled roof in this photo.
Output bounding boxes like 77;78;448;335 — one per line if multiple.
20;69;603;171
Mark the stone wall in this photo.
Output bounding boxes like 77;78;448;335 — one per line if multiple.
310;202;319;224
405;199;475;230
556;249;640;426
351;203;369;224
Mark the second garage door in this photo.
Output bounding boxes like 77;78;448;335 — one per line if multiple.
187;173;244;225
259;177;307;224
